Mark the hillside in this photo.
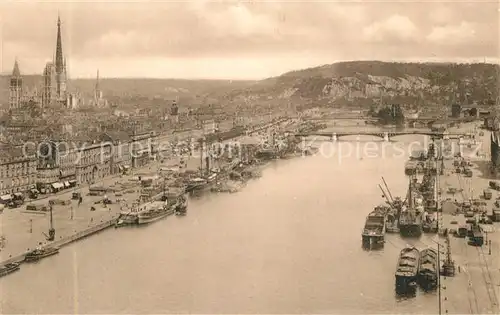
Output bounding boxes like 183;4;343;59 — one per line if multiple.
219;61;500;109
0;75;256;108
2;61;499;111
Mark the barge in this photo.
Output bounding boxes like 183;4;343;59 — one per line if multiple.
362;205;388;249
0;262;20;277
418;248;439;291
395;246;420;294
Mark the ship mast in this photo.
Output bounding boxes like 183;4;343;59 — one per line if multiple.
407;176;414;208
381;177;395;203
378;184;392;205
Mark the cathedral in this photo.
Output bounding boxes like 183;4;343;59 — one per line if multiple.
8;15;75;112
42;15;68;108
8;15;107;114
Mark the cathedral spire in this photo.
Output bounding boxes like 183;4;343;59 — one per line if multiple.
55;14;64;75
12;58;21;77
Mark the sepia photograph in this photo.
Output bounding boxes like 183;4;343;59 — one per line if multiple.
0;0;499;313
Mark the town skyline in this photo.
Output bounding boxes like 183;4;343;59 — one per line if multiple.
2;1;499;80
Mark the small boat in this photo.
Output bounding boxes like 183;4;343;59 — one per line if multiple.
24;247;59;262
395;246;420;294
0;262;20;277
175;194;188;216
115;211;139;227
418;248;439;290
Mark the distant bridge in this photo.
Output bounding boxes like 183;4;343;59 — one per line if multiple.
294;130;468;141
297;116;477;127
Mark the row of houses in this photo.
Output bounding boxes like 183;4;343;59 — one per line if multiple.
0;130;176;196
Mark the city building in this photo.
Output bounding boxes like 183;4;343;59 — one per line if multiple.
9;60;23;110
57;142;78;183
130;131;154;168
99;131;131;174
0;144;37;195
170;99;179;123
75;141;112;184
491;131;500;174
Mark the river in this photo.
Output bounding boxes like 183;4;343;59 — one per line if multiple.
0;135;444;314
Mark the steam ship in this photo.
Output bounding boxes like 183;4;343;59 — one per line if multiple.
137;200;174;225
399;178;423;237
24;247;59;262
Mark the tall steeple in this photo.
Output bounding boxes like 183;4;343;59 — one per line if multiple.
55;14;64;75
96;69;100;91
12;58;21;77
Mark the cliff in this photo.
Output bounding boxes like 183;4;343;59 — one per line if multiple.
219;61;500;108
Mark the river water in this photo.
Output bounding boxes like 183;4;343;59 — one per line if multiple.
0;135;444;314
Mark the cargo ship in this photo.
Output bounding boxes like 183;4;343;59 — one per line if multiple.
399;209;423;237
418;248;439;291
399;179;423;237
137;200;174;225
395;246;420;294
138;191;188;224
185;173;218;193
404;160;418;176
361;205;388;249
24;246;59;262
422;212;438;233
0;262;20;277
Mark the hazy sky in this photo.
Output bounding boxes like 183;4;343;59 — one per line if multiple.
1;0;499;80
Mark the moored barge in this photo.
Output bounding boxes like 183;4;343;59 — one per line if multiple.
395;246;420;294
418;248;439;291
362;205;388;249
0;262;20;277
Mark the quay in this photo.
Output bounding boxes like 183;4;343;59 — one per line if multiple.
0;118;303;270
0;218;117;266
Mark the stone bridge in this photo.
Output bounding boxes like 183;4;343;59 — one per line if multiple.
294;130;468;141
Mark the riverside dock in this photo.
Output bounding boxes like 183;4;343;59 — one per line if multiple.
0;119;303;271
0;218;117;266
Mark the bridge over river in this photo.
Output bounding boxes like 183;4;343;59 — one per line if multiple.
299;115;477;127
294;130;470;141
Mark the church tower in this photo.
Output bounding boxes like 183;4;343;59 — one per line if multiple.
54;15;67;101
9;59;23;110
95;69;103;101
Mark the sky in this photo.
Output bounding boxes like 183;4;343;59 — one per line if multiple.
1;0;499;80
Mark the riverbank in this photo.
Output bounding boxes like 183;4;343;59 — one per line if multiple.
436;122;499;314
0;120;299;269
